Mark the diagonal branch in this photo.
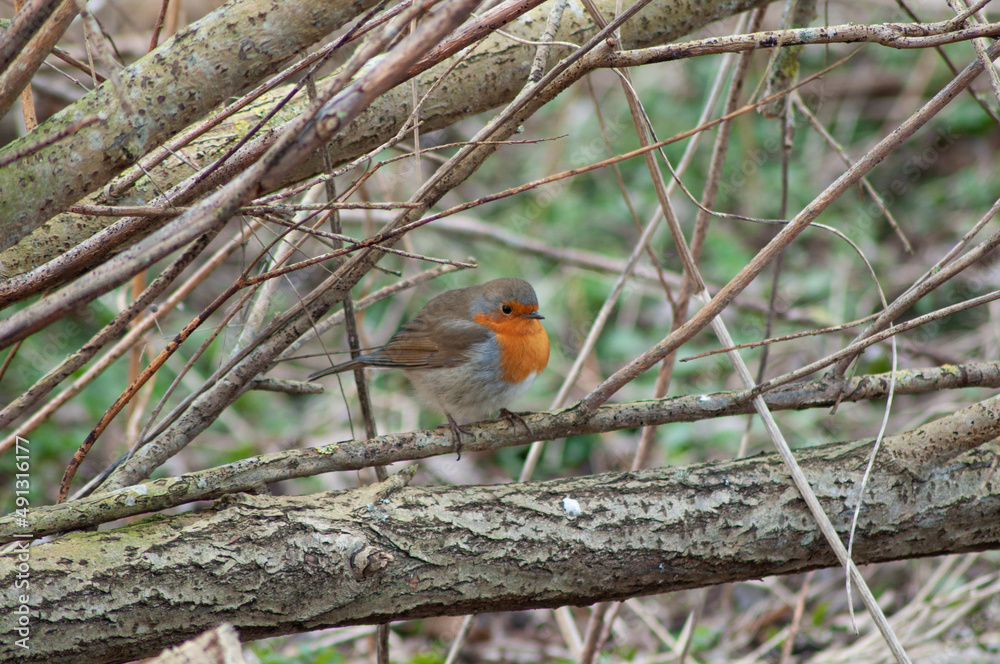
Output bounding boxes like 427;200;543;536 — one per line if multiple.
580;40;1000;413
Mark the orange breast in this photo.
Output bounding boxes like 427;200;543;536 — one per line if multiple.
474;312;550;383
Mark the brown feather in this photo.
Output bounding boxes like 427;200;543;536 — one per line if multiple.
308;278;540;383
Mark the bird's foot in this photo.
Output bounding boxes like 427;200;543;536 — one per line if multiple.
499;408;533;436
445;414;473;460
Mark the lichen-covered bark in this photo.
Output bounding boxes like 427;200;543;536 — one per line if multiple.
5;363;1000;545
0;0;382;256
0;0;770;277
1;439;997;664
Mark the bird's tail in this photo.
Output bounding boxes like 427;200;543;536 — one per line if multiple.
307;359;365;380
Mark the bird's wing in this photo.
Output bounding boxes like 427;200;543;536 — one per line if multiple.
307;321;441;379
365;316;488;369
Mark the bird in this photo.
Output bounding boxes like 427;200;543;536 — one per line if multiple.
309;278;549;454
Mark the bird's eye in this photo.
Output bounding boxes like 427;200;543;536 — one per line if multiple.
502;304;513;314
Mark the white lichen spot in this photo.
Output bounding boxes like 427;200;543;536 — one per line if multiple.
122;484;149;506
563;496;582;517
366;502;389;522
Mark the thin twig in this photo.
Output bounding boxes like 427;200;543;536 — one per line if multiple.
602;20;1000;69
751;288;1000;400
0;223;259;455
581;41;1000;412
833;205;1000;375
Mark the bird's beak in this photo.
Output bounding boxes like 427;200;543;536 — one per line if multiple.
525;312;544;320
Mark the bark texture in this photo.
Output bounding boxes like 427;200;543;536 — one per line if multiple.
0;0;382;255
1;439;998;664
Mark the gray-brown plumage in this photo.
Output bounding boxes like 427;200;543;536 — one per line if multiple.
309;278;550;452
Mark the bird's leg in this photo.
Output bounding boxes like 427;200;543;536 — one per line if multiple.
445;413;473;459
499;408;533;436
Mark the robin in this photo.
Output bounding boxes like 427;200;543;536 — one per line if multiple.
309;278;550;453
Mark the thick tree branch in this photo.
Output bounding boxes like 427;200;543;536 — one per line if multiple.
0;0;385;254
4;361;999;544
2;438;998;664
